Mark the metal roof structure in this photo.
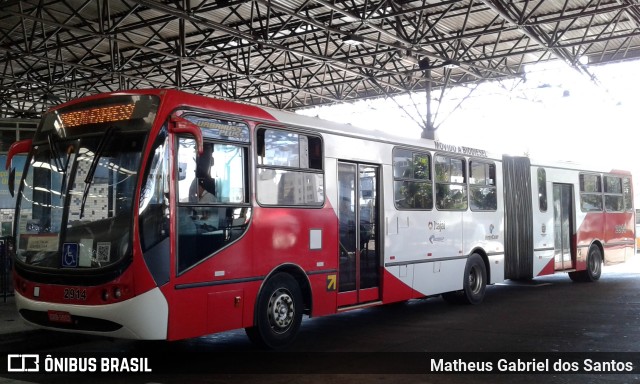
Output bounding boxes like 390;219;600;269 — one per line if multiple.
2;0;640;119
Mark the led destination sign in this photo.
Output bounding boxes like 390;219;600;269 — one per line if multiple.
59;103;136;127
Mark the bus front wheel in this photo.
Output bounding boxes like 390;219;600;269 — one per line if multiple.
245;272;303;349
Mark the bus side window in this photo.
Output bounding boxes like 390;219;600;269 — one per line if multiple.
538;168;547;212
469;161;497;211
435;155;467;211
604;176;623;212
256;127;324;206
579;173;603;212
623;177;633;212
392;148;433;210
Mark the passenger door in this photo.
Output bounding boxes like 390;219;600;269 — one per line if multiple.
337;162;380;307
553;183;575;270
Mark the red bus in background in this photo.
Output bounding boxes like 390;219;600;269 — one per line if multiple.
5;89;635;348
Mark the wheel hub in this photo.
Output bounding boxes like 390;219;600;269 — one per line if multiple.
469;266;482;294
268;289;294;333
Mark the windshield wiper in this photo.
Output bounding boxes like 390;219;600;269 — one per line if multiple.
47;133;64;172
79;126;116;218
59;141;75;195
48;133;72;195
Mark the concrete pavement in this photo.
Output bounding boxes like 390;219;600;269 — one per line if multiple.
0;295;34;336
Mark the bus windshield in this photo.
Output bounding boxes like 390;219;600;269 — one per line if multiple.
14;95;159;271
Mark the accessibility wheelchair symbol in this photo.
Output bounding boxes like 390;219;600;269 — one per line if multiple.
62;243;79;267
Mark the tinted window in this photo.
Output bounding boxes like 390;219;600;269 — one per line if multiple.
469;161;497;211
435;155;467;210
579;173;602;212
256;127;324;206
538;168;547;212
393;148;433;210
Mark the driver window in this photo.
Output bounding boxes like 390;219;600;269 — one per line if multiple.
175;118;251;274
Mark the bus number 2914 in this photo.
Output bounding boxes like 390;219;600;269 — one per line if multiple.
63;288;87;301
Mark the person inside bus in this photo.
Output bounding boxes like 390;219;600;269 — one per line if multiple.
192;176;218;233
187;144;219;231
188;143;217;203
196;177;217;204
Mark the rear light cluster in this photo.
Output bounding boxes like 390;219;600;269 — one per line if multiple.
100;285;130;303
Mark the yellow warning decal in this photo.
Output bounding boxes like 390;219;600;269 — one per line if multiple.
326;274;336;291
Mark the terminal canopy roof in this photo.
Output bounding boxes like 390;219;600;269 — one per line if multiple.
2;0;640;118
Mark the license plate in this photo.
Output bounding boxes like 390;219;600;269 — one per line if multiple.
47;310;72;324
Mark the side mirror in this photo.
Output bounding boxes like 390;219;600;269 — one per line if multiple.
5;139;32;198
169;116;203;155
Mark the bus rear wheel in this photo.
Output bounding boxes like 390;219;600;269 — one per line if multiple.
245;272;303;349
442;253;487;305
569;246;602;282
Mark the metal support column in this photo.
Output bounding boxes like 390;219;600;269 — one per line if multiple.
420;59;436;140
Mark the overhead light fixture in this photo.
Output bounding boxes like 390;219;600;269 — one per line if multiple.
343;34;364;46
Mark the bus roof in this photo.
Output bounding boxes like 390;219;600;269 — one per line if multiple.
46;89;630;173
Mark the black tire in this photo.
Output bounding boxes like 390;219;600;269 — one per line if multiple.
461;253;487;305
441;253;487;305
245;272;303;349
569;246;602;282
585;246;603;282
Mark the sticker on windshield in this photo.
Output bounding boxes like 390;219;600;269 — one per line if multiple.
79;239;93;267
96;242;111;263
26;236;59;252
62;243;79;268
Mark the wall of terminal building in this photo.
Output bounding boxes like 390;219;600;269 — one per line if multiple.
0;119;38;235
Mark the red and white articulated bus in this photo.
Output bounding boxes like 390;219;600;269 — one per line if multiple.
5;90;635;348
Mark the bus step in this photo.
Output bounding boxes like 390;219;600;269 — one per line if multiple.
337;301;383;312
